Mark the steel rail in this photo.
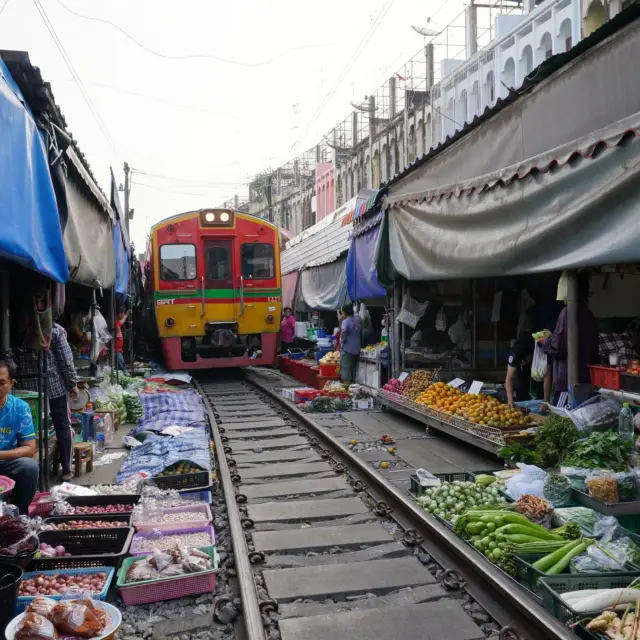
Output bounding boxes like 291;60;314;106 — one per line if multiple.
194;379;266;640
245;371;576;640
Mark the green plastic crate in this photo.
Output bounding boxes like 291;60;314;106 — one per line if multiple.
14;391;40;433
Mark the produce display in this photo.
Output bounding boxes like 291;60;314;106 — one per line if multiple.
134;510;208;525
498;443;541;465
319;351;340;365
125;546;213;583
37;543;71;558
626;360;640;376
382;378;404;394
131;531;211;553
586;609;639;636
543;472;573;507
302;396;352;413
322;381;348;395
416;382;532;429
413;478;506;525
534;414;579;467
123;393;145;422
43;520;124;531
564;431;633;472
19;572;108;596
156;462;204;477
63;504;135;515
0;511;38;560
402;370;436;400
513;495;553;523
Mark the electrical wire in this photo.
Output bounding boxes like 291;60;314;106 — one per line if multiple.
133;179;247;199
32;0;120;156
52;0;335;68
0;0;11;18
133;169;247;188
291;0;397;150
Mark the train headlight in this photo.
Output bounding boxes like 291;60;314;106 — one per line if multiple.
165;317;175;327
200;209;234;227
205;212;215;223
266;314;275;324
219;212;230;222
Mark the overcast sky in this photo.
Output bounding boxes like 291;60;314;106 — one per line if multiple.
0;0;465;250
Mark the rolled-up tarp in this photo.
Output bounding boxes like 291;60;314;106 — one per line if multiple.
299;256;349;311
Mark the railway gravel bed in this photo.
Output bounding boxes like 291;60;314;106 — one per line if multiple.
196;375;575;640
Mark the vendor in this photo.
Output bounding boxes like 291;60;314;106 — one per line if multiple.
0;360;38;514
340;304;361;384
116;306;128;373
280;307;296;353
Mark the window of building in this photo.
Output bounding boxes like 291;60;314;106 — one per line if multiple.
206;246;229;280
160;244;197;281
241;243;274;279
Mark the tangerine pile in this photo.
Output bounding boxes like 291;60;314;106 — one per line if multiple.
416;382;530;429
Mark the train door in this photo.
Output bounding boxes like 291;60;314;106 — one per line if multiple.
204;240;235;323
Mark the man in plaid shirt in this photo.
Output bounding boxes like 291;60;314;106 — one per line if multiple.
15;323;79;481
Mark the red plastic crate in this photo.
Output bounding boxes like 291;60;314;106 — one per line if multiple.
589;365;621;390
320;390;350;399
319;364;339;378
294;389;319;404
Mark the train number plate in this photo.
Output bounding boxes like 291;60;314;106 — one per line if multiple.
156;299;175;305
267;296;281;302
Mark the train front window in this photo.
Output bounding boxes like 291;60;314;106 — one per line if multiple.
206;246;230;280
160;244;197;281
241;243;274;279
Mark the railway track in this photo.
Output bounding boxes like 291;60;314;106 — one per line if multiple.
195;372;576;640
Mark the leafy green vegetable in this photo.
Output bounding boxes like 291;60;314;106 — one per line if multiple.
564;431;633;472
535;414;579;467
498;443;541;465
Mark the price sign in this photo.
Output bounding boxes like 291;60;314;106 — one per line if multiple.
448;378;465;388
398;372;409;382
468;381;484;395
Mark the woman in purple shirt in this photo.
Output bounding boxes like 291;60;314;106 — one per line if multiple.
539;271;599;397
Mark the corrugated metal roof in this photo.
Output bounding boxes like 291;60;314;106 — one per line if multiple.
0;49;113;218
383;3;640;190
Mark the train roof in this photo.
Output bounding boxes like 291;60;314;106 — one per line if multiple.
149;209;279;235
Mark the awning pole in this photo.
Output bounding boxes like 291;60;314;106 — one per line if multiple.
0;270;9;356
472;279;477;369
567;270;579;400
401;280;407;372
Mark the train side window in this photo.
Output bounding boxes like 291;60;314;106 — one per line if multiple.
160;244;197;281
206;246;230;280
241;243;274;279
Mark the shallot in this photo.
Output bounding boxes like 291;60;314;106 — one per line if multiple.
19;572;107;596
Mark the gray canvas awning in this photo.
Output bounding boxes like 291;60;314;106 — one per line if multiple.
63;148;115;288
377;114;640;283
299;257;350;311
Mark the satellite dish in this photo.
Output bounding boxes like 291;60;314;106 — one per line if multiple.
411;24;442;37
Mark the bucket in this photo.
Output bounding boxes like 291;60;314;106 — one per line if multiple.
0;562;22;635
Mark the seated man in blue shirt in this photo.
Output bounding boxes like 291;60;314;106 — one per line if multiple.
0;360;38;514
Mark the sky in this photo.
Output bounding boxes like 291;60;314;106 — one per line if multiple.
0;0;467;251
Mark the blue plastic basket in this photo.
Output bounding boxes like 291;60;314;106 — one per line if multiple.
179;490;212;504
316;347;332;363
16;566;115;612
316;328;327;338
285;349;305;360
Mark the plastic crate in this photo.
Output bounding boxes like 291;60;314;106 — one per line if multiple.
285;349;305;360
621;373;640;394
130;525;215;556
539;573;640;623
588;365;621;390
294;389;319;404
319;364;339;377
16;566;115;613
117;546;218;605
515;552;640;596
316;347;333;364
43;513;133;529
147;470;212;493
178;490;212;504
134;504;212;532
65;494;140;515
409;470;498;498
30;527;134;570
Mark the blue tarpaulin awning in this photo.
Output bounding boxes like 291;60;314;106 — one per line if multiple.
113;221;129;298
0;60;68;282
346;213;386;301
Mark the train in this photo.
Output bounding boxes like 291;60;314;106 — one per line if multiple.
144;208;282;370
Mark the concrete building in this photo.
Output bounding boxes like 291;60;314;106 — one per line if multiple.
249;0;629;233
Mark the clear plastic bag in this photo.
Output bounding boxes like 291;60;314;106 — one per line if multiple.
51;598;107;638
415;469;441;487
506;464;547;500
531;343;548;382
586;470;619;503
543;473;573;507
560;466;590;491
553;507;617;537
615;470;638;502
15;612;57;640
571;396;622;433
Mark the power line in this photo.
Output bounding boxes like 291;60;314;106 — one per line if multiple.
31;0;120;156
52;0;335;68
291;0;397;150
133;180;246;198
133;169;248;188
0;0;11;17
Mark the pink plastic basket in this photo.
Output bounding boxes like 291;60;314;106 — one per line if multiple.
134;504;212;532
28;492;54;517
117;546;218;606
0;475;16;500
130;525;215;556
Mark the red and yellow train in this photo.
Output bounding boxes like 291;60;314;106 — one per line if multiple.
145;208;282;370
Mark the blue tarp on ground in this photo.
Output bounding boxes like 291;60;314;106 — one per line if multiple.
113;221;129;297
0;60;68;282
346;214;386;301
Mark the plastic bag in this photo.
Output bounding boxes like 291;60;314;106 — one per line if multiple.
586;470;619;503
506;464;547;500
149;549;173;572
15;612;57;640
560;466;590;491
571;396;622;433
26;598;58;619
615;470;638;502
531;343;548;382
570;543;628;573
543;472;573;507
52;599;107;638
415;469;441;487
553;507;617;537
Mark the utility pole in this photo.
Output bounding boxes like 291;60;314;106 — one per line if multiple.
266;176;273;223
123;162;131;237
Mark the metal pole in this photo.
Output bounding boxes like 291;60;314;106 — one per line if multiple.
123;162;131;238
109;288;116;379
401;280;407;372
567;270;579;392
472;279;477;369
493;279;498;369
37;352;45;492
